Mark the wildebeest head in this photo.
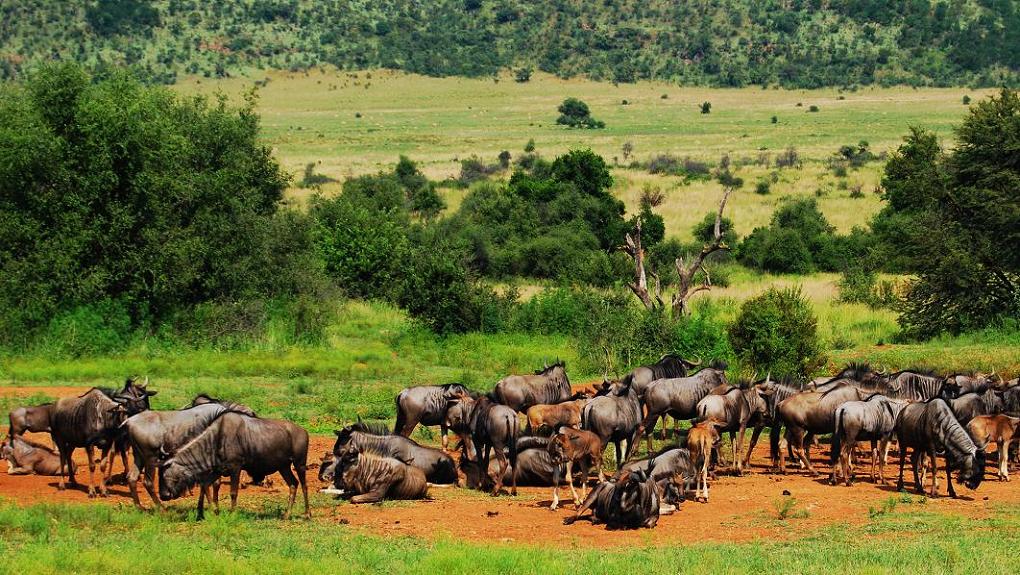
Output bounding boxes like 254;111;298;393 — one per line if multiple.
157;448;191;501
958;447;987;490
318;453;337;483
441;384;470;401
940;376;963;399
116;376;157;415
547;431;571;464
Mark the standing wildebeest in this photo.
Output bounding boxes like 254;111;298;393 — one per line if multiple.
331;444;429;503
547;427;604;510
122;399;255;510
582;380;643;467
188;393;257;416
332;423;458;485
968;415;1020;481
949;389;1004;426
774;383;867;475
942;372;1001;397
458;436;567;490
830;394;909;485
622;354;702;398
696;378;772;473
885;369;951;400
636;362;729;452
493;361;572;412
49;384;152;497
455;395;519;495
8;403;53;437
895;398;985;498
687;419;723;502
3;435;67;476
393;383;470;450
562;468;661;529
812;363;890;393
525;398;588;435
159;412;310;520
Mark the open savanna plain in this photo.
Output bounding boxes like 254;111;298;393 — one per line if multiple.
2;72;1018;573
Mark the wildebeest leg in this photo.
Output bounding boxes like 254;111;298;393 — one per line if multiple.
869;440;879;484
638;413;659;454
769;425;782;471
279;466;299;520
944;456;957;499
85;445;99;498
1000;439;1009;481
877;438;890;485
127;450;144;509
212;480;222;514
743;426;764;470
196;484;207;521
565;463;581;507
550;465;561;510
896;443;907;492
910;451;923;494
492;448;508;496
440;423;449;452
802;432;815;469
229;472;241;511
298;465;310;519
562;482;602;525
350;488;387;504
928;447;938;497
736;426;749;474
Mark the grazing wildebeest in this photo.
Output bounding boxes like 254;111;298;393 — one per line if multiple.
687;419;723;502
122;399;255;510
563;468;661;529
968;415;1020;481
949;389;1004;426
159;412;310;520
885;368;950;400
622;354;702;398
525;398;588;435
458;436;567;489
774;383;868;475
49;384;151;497
581;380;643;467
393;383;470;450
830;394;909;485
331;444;429;503
493;361;572;412
636;362;729;452
8;403;54;437
621;447;697;507
895;398;985;498
547;427;604;510
696;378;772;473
2;435;67;476
455;395;519;495
188;393;257;417
332;423;458;485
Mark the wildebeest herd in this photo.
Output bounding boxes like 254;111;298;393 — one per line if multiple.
4;358;1020;530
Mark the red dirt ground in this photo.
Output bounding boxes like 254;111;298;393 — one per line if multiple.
2;385;1016;548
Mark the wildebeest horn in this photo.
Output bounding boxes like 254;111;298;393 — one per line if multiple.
138;376;149;389
689;357;702;366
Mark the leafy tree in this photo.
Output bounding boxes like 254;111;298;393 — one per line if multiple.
556;97;605;129
693;212;737;246
729;287;824;376
514;67;532;83
700;101;712;114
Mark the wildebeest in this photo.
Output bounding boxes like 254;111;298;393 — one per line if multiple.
49;383;152;497
885;368;950;400
452;395;519;495
458;436;566;489
949;389;1004;426
159;412;310;520
942;372;1001;397
773;383;868;475
189;393;257;417
2;435;67;476
331;444;429;503
687;418;723;502
525;398;588;435
895;398;985;498
332;423;458;485
696;378;772;473
621;447;697;507
636;362;729;452
8;403;54;437
493;361;572;412
621;354;701;398
812;363;890;393
562;468;660;529
547;427;604;510
581;380;643;467
393;383;470;450
967;414;1020;481
122;398;255;510
830;394;909;485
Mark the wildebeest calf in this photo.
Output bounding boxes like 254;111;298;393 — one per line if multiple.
333;445;428;503
525;398;587;435
458;436;568;489
688;419;723;502
547;427;603;510
967;414;1020;481
3;435;67;476
562;468;660;529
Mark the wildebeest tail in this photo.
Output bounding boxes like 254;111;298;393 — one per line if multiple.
506;417;518;471
393;391;407;435
831;408;844;465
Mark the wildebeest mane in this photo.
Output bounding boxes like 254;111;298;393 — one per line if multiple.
349;420;392;436
533;360;566;376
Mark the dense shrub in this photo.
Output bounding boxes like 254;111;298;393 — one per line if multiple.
556;97;604;129
728;287;824;376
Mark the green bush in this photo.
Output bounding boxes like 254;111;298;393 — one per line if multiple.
728;287;824;377
37;300;134;357
556;97;605;129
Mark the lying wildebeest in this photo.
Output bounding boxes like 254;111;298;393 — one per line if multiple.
122;396;256;510
525;398;588;435
493;361;574;412
773;383;868;475
548;427;604;510
331;444;429;503
695;377;772;474
2;434;67;476
8;403;54;437
563;468;660;529
967;414;1020;481
393;383;470;450
50;383;152;497
636;362;729;452
159;412;310;520
687;418;723;502
895;398;985;498
458;395;519;495
333;422;458;485
949;389;1004;426
458;436;567;489
621;447;696;508
830;394;909;486
621;354;702;399
582;380;643;467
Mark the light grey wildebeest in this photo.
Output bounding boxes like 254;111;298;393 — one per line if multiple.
581;380;643;468
393;383;470;449
622;354;702;399
636;362;729;452
493;361;573;412
696;377;773;474
830;393;909;485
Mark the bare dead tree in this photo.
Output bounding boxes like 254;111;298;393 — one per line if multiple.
672;187;732;316
621;217;663;311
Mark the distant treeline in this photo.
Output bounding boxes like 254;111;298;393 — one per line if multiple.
0;0;1018;87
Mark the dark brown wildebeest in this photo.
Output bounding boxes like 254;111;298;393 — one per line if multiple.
493;361;573;412
97;377;158;484
454;395;519;495
695;378;773;474
942;372;1002;397
458;436;567;490
830;394;909;486
581;380;643;467
895;398;985;498
773;383;868;475
812;363;890;393
621;447;697;509
525;398;588;435
687;418;723;502
159;411;310;520
967;414;1020;481
332;422;458;485
622;354;702;399
885;368;951;400
393;383;470;450
562;467;660;529
547;427;604;510
2;435;67;476
188;393;257;417
8;403;54;437
949;389;1004;426
331;444;429;503
636;362;729;452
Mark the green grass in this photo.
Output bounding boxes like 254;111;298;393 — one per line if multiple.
2;499;1019;574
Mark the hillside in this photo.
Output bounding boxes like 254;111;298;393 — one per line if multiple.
1;0;1017;87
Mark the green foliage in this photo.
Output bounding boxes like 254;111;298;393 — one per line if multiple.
963;95;972;105
692;212;738;247
298;162;337;189
556;97;604;129
809;105;820;112
700;101;712;114
754;180;771;195
85;0;160;37
729;287;824;377
514;67;532;83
